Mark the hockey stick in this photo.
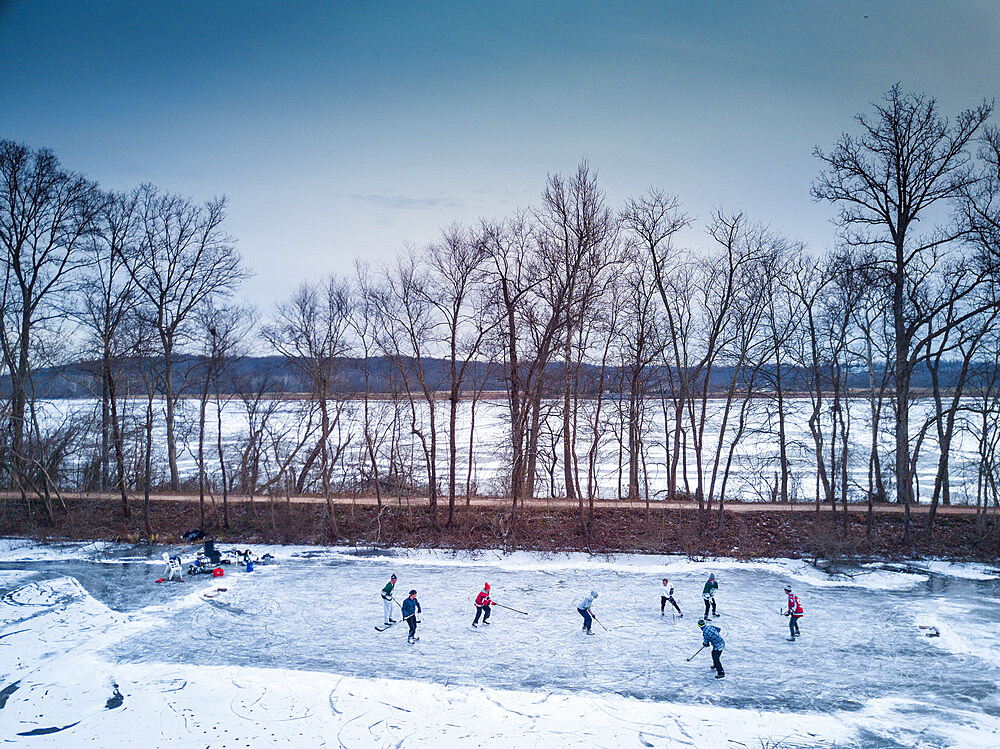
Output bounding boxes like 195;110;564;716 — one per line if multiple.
686;646;705;662
492;602;528;615
592;613;609;631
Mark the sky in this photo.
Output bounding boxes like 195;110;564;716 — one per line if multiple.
1;1;998;310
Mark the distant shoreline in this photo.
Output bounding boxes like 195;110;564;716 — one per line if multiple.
4;494;997;563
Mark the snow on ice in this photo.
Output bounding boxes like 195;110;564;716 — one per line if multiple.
1;540;998;747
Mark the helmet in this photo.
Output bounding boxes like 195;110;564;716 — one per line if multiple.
484;583;490;590
697;619;706;628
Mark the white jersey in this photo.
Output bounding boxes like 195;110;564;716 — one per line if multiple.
659;584;674;598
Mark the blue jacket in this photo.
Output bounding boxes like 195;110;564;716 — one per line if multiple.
401;597;421;619
702;624;725;651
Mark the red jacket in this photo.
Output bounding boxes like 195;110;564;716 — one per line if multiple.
476;590;492;607
786;593;803;616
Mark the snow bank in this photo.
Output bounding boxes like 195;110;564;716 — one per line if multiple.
906;560;1000;581
0;538;115;562
5;658;999;747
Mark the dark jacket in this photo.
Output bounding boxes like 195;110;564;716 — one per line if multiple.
401;597;422;619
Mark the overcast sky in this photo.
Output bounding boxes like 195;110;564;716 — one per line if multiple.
2;1;998;308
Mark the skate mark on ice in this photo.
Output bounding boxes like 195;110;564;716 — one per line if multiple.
0;679;20;708
17;721;81;736
336;710;368;749
482;691;538;718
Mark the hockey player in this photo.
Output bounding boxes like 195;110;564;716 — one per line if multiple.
473;583;492;627
401;589;422;644
702;573;718;618
578;590;598;634
660;577;682;617
380;574;398;626
698;619;726;678
783;585;803;639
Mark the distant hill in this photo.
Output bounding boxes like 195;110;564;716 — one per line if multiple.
0;354;979;399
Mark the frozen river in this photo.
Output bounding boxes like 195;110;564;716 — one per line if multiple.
1;539;999;746
40;395;986;504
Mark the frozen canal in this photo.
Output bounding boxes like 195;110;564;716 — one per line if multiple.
1;539;999;747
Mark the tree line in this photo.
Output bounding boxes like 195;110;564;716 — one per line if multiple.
2;85;999;543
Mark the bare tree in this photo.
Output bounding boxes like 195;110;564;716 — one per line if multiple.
195;301;255;528
813;85;992;541
374;251;444;525
122;185;248;491
536;162;619;512
0;141;102;514
77;188;141;515
421;225;495;525
622;189;691;503
264;276;353;536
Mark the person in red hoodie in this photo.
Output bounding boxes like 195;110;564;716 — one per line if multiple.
783;585;803;640
473;583;492;627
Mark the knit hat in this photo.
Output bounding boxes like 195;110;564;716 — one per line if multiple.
591;590;598;598
784;585;791;592
484;582;490;590
697;619;706;627
408;589;417;596
391;574;397;580
708;574;715;580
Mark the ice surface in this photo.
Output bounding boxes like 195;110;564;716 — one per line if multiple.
1;540;998;747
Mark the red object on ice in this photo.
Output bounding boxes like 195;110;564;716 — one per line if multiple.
154;578;166;584
212;568;224;578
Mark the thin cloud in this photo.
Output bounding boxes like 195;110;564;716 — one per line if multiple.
350;193;464;210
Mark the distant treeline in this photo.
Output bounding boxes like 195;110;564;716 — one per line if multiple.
2;355;984;399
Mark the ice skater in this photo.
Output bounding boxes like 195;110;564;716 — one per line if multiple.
578;590;598;634
702;573;718;618
783;585;803;640
473;582;492;627
660;577;682;617
698;618;725;679
381;574;398;626
401;589;422;644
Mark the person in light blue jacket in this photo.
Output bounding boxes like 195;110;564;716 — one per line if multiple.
577;591;598;634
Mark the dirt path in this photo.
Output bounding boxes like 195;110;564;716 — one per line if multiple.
3;491;982;515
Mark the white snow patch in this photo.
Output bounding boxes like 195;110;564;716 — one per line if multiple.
0;538;115;562
906;560;1000;580
915;600;1000;671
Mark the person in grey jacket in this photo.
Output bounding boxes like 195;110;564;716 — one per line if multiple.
577;591;598;634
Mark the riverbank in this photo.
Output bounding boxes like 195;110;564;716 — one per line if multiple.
2;494;997;562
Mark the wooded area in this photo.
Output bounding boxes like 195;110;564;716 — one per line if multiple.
3;86;1000;546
